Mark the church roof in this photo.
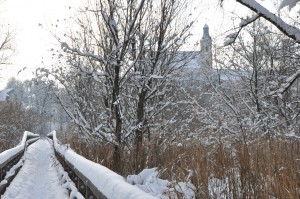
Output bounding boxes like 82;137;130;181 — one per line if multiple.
0;88;13;102
174;51;205;69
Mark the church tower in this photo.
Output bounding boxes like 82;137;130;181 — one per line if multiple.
200;24;212;68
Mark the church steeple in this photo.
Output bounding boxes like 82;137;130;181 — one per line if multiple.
203;24;210;39
200;24;212;68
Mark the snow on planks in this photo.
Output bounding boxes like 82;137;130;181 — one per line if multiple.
1;139;69;199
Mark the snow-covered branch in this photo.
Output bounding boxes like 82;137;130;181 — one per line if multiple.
60;42;107;65
269;68;300;96
235;0;300;43
224;15;259;46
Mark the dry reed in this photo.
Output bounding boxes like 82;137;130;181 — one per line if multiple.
58;132;300;199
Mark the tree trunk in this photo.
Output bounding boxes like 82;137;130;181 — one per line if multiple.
112;144;122;173
112;64;123;173
134;91;146;172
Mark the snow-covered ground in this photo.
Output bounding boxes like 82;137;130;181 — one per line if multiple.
1;139;69;199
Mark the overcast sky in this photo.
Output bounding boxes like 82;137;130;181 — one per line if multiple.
0;0;80;88
0;0;253;89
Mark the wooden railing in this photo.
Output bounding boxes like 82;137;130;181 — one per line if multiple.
0;132;39;196
55;150;107;199
49;131;157;199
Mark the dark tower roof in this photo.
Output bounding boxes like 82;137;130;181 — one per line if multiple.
202;24;211;39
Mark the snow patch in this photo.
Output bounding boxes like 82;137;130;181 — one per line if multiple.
127;168;196;199
127;168;170;198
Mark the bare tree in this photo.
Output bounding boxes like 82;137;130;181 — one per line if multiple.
42;0;195;173
204;20;300;140
219;0;300;129
0;1;14;67
0;28;13;65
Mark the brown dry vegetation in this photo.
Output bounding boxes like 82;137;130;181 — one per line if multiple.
58;132;300;199
0;99;39;153
0;140;13;153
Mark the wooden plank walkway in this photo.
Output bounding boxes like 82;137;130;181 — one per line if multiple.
1;139;69;199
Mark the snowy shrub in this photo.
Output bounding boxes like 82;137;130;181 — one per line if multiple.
127;168;196;199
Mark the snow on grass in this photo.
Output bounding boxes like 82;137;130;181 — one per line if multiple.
175;181;196;199
51;131;158;199
127;168;170;198
127;168;196;199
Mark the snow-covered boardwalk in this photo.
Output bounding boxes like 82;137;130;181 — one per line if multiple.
1;139;69;199
1;133;157;199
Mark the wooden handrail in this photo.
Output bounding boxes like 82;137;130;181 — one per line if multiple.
49;131;157;199
54;150;107;199
0;132;39;196
47;132;107;199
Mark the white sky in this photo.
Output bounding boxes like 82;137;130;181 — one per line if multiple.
0;0;258;89
0;0;81;88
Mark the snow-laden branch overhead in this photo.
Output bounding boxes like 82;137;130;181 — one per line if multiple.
279;0;300;10
60;42;107;65
224;14;259;46
234;0;300;43
269;68;300;96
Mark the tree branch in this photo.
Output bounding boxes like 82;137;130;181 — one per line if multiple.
235;0;300;43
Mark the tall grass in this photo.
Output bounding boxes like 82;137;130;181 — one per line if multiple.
0;140;14;153
59;132;300;198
